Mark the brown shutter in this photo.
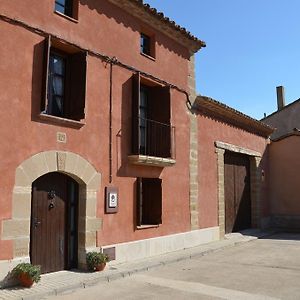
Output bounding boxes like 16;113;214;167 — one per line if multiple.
66;51;87;121
136;177;143;226
142;178;162;225
132;73;141;154
41;35;51;113
148;86;171;157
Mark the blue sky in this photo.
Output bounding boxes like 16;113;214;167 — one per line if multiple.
145;0;300;119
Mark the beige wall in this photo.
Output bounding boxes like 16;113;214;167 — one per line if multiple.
269;135;300;216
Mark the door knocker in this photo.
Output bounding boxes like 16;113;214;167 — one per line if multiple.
48;190;56;209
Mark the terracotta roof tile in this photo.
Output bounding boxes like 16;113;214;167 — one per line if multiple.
133;0;206;48
195;96;274;137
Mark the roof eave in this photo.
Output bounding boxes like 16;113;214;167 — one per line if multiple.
195;96;274;138
107;0;205;53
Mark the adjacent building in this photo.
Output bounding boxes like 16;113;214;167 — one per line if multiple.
262;86;300;230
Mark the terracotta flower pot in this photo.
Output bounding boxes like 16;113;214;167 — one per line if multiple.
95;263;106;271
18;272;34;288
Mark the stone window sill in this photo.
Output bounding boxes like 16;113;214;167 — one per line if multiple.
128;155;176;167
54;11;78;23
140;52;156;62
38;113;85;129
136;224;159;230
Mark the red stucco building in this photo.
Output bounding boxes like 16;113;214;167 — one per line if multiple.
0;0;273;286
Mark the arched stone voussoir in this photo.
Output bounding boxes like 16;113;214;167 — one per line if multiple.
2;150;102;261
15;151;100;187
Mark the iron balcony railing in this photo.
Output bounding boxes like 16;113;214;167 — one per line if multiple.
136;117;176;159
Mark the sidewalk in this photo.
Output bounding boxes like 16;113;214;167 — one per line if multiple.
0;229;274;300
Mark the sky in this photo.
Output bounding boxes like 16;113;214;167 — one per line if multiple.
145;0;300;120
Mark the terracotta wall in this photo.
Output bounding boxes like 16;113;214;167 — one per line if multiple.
197;114;269;229
0;0;191;259
268;135;300;215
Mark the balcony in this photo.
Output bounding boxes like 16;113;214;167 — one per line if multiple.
128;117;176;167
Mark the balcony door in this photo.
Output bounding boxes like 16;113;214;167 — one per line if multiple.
132;73;171;158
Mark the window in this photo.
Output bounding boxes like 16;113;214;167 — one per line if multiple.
48;52;66;118
54;0;78;19
140;32;155;58
140;33;151;56
137;178;162;226
132;73;173;158
41;37;87;122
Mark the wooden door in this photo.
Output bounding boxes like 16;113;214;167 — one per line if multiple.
30;172;78;273
224;152;251;233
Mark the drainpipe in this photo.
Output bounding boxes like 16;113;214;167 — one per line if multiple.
109;58;116;184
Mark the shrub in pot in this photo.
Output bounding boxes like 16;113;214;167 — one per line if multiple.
86;252;109;272
12;263;41;288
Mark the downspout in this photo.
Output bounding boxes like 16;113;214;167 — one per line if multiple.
109;58;116;184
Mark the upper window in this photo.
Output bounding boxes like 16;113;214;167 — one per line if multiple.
54;0;78;19
41;37;87;122
132;73;173;158
140;33;155;58
136;178;162;226
48;52;66;118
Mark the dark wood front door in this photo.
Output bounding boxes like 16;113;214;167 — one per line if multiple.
224;152;251;233
30;172;78;274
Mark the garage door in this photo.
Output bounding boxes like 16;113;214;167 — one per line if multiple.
224;152;251;233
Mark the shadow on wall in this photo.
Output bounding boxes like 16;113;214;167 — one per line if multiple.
79;0;190;59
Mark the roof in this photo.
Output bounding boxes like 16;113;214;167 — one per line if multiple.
272;129;300;142
194;96;274;138
107;0;206;52
261;98;300;120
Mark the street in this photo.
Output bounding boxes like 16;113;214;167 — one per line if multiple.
47;233;300;300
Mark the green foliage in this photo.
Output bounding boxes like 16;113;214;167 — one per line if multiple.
86;252;109;271
12;263;41;283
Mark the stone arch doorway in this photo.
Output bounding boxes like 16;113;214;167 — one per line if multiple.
31;172;79;273
1;151;102;270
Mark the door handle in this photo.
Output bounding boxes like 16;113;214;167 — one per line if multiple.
33;218;41;228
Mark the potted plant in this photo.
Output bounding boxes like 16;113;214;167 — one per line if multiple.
86;252;109;272
12;263;41;288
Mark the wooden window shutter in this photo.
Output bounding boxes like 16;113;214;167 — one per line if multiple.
66;51;87;121
41;35;51;113
136;177;143;226
142;178;162;225
132;72;141;154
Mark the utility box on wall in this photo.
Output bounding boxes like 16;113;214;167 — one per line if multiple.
105;187;118;213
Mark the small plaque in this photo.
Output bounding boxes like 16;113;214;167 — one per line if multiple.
57;132;67;143
105;187;118;213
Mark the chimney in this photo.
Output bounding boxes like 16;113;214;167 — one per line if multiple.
276;86;285;110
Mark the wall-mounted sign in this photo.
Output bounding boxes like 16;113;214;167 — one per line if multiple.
105;187;118;213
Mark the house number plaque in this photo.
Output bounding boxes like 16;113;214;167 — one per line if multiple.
105;187;118;214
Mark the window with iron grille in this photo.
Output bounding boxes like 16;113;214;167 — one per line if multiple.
132;73;173;158
41;37;87;121
137;178;162;226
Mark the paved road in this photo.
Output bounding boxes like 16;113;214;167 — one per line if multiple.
47;233;300;300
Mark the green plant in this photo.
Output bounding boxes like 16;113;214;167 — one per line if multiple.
86;252;109;271
12;263;41;283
